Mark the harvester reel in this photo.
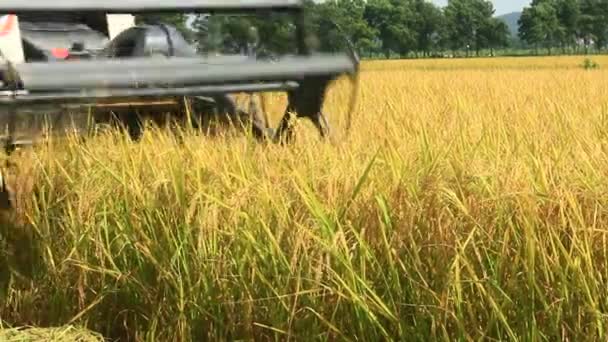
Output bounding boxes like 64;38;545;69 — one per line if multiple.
259;74;359;145
270;40;360;144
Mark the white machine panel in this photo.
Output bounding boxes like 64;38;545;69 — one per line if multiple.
0;14;25;63
107;14;135;40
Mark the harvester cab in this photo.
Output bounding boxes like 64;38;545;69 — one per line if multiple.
0;0;360;151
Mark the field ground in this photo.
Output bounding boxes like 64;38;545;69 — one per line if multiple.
1;55;608;341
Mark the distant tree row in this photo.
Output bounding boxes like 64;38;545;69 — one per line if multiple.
519;0;608;54
142;0;608;59
183;0;510;59
301;0;511;58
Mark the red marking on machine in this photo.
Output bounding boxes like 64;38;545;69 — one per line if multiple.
51;48;70;59
0;15;16;37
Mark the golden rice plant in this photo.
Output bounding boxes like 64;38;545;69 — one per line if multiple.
1;55;608;341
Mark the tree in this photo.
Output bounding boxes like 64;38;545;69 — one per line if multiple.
579;0;596;53
482;18;511;56
579;0;608;52
555;0;581;52
364;0;419;58
444;0;497;56
518;0;562;54
191;11;298;57
306;0;379;56
519;5;542;52
413;0;445;56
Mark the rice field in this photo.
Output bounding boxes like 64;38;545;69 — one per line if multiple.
1;55;608;341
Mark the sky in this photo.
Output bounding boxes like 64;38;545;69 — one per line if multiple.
431;0;531;15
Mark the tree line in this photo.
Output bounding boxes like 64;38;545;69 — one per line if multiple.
191;0;512;59
519;0;608;54
139;0;608;59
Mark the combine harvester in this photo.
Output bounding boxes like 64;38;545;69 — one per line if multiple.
0;0;360;207
0;0;360;148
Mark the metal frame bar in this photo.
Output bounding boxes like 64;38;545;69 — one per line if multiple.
0;0;303;14
0;81;299;105
9;55;356;92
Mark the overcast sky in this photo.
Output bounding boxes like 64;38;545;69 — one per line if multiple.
431;0;531;15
